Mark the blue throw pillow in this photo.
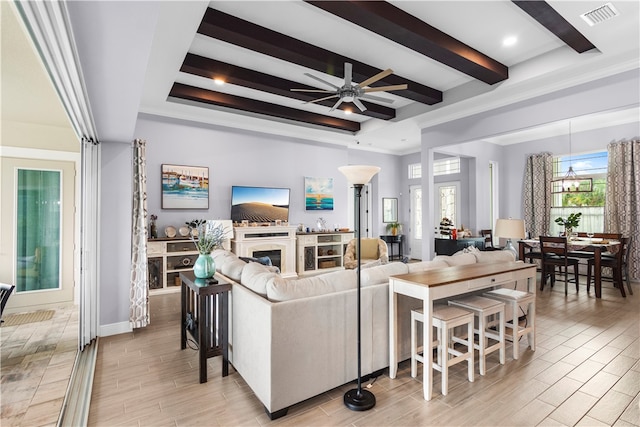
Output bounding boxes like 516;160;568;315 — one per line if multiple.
239;256;273;266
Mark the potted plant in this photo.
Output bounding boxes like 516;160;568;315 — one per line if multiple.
189;220;226;278
554;212;582;238
386;221;401;236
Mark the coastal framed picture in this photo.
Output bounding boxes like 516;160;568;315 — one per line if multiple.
161;164;209;209
305;177;334;211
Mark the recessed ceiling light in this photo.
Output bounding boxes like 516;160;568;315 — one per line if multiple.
344;109;352;115
502;36;518;47
213;78;225;85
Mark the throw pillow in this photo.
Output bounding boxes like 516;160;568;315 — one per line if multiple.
239;256;273;266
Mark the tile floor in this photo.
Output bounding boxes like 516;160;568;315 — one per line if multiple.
88;278;639;426
1;305;78;426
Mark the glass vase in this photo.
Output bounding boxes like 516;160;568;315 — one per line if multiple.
193;253;215;279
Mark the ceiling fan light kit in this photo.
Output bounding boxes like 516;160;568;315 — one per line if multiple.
291;62;407;112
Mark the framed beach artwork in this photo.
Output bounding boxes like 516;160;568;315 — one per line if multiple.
305;177;334;211
161;164;209;209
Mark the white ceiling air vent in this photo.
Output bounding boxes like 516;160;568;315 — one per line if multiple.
580;3;620;26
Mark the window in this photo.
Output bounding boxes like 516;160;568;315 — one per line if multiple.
433;157;460;176
408;163;421;179
550;151;607;235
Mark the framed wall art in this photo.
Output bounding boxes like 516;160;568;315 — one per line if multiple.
305;177;334;211
161;164;209;209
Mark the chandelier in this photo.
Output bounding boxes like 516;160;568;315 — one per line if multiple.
551;122;593;194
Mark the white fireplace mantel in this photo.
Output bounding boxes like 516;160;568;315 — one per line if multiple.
231;225;298;278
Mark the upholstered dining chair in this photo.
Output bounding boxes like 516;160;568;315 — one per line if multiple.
586;237;630;297
539;236;581;295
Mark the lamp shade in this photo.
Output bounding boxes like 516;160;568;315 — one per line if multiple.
494;218;525;240
338;165;381;185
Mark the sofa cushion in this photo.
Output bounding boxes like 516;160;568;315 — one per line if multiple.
266;269;356;302
220;258;246;282
474;250;515;263
433;252;477;266
359;238;379;259
240;261;279;297
360;262;409;287
406;260;450;273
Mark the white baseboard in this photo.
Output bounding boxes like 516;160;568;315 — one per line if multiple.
99;321;132;337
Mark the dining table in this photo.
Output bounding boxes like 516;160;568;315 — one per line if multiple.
518;238;621;298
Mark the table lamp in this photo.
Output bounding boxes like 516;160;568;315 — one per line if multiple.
338;164;380;412
495;218;526;260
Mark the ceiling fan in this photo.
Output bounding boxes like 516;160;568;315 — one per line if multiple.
291;62;408;112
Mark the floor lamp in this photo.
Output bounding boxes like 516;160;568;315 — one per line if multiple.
338;164;380;412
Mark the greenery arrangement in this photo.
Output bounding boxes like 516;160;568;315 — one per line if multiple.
386;221;401;234
187;219;226;254
554;212;582;229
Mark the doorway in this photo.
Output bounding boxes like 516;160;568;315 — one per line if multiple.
409;184;422;260
435;181;461;232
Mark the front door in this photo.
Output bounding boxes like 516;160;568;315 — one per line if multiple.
0;157;76;311
409;184;422;260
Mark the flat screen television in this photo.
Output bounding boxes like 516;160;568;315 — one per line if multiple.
230;186;290;223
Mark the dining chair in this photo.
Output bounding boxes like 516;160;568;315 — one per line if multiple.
521;240;544;267
568;232;623;259
539;236;581;295
586;237;630;297
0;283;15;323
479;229;497;250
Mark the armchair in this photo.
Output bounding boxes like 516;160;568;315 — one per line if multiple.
344;238;389;269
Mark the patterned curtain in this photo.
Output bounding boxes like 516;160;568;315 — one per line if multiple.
523;152;553;239
605;139;639;281
130;139;149;328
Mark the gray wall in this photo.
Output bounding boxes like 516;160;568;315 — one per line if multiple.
98;116;404;328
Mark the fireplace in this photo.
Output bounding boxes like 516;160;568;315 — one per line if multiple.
253;249;282;271
231;225;297;278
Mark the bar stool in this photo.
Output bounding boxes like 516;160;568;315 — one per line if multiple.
411;305;475;396
483;288;535;360
448;296;506;375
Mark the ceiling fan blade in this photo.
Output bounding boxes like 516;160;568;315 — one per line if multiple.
304;72;340;90
291;89;335;93
344;62;352;87
360;94;394;103
358;68;393;88
363;84;408;93
329;98;343;112
353;98;367;112
306;94;339;104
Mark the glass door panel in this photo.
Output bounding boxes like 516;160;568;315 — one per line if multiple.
16;169;62;292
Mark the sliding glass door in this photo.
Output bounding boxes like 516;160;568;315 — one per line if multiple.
0;157;75;310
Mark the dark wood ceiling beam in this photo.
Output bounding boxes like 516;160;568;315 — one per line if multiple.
197;8;442;105
512;1;596;53
181;54;396;120
306;0;508;85
170;83;361;133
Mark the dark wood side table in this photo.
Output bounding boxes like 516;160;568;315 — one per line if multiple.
180;271;231;383
380;234;404;261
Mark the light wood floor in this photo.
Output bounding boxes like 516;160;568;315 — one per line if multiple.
0;304;78;426
87;277;640;426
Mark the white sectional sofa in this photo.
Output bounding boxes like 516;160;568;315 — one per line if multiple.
211;247;517;419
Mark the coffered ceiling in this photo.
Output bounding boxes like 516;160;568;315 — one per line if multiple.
6;1;640;154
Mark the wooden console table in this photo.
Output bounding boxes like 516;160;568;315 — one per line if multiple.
180;271;231;383
389;262;537;400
